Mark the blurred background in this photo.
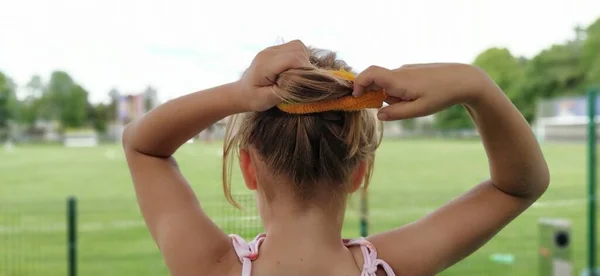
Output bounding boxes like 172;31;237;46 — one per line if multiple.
1;0;600;275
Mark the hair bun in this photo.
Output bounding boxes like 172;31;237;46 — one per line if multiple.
222;47;381;208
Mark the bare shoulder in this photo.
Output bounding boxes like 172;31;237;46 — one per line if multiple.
348;239;393;276
211;245;242;276
367;225;425;275
366;181;537;275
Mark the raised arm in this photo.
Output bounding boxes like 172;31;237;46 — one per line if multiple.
122;82;248;275
122;40;311;275
354;64;549;275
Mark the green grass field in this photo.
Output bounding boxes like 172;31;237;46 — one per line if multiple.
0;139;596;276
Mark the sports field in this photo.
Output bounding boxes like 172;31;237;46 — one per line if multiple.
0;139;595;276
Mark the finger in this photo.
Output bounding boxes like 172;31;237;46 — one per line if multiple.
267;40;311;65
266;53;311;81
383;87;416;102
356;83;384;94
353;65;394;97
383;96;409;105
377;99;429;121
272;39;307;53
287;40;311;65
286;52;312;68
279;51;311;68
290;39;310;57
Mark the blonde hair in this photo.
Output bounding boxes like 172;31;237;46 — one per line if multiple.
223;48;382;208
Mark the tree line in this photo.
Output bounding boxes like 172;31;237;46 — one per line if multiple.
434;18;600;129
0;70;121;141
0;69;159;141
1;18;599;141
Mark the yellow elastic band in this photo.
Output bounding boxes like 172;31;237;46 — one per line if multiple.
276;69;386;114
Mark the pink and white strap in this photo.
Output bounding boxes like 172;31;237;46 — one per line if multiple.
230;234;266;276
345;238;396;276
230;234;395;276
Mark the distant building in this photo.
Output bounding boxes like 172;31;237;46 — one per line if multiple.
112;87;161;141
534;96;599;142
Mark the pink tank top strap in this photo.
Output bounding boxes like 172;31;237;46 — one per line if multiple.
345;238;396;276
229;233;266;276
230;234;395;276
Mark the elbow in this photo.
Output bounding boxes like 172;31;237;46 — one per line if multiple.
533;162;551;198
495;162;550;200
120;120;169;158
121;122;136;151
521;161;551;200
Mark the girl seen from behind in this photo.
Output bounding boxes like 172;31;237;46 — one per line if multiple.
122;40;549;276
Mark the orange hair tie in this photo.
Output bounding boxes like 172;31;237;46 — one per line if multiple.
276;69;386;114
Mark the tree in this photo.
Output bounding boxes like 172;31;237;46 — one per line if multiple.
88;103;110;134
480;47;529;122
60;84;89;128
108;88;120;122
473;48;525;99
434;48;525;129
400;119;416;131
0;72;18;141
434;104;473;130
143;86;157;112
20;99;44;126
18;75;45;126
25;75;43;99
44;71;75;123
38;71;92;129
47;71;75;95
515;40;585;121
582;18;600;87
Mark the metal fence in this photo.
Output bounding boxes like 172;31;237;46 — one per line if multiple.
0;200;68;276
0;194;262;276
2;189;593;276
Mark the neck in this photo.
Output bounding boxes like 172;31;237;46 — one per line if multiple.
259;199;347;255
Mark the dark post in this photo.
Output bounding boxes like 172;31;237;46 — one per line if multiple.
67;196;77;276
360;187;368;237
587;89;597;276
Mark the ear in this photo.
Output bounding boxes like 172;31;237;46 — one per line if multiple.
349;161;367;193
239;148;258;191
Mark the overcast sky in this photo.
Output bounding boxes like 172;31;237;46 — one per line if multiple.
1;0;599;104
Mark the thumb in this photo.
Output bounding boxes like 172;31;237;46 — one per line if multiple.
377;99;429;121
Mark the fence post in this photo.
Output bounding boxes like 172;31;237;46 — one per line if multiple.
360;187;368;237
587;88;597;276
67;196;77;276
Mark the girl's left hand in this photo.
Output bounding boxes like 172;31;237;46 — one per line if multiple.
236;40;313;112
353;63;491;121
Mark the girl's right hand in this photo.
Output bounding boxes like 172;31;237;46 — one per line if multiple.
352;63;495;121
236;40;313;112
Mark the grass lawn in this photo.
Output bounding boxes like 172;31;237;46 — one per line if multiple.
0;139;596;276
